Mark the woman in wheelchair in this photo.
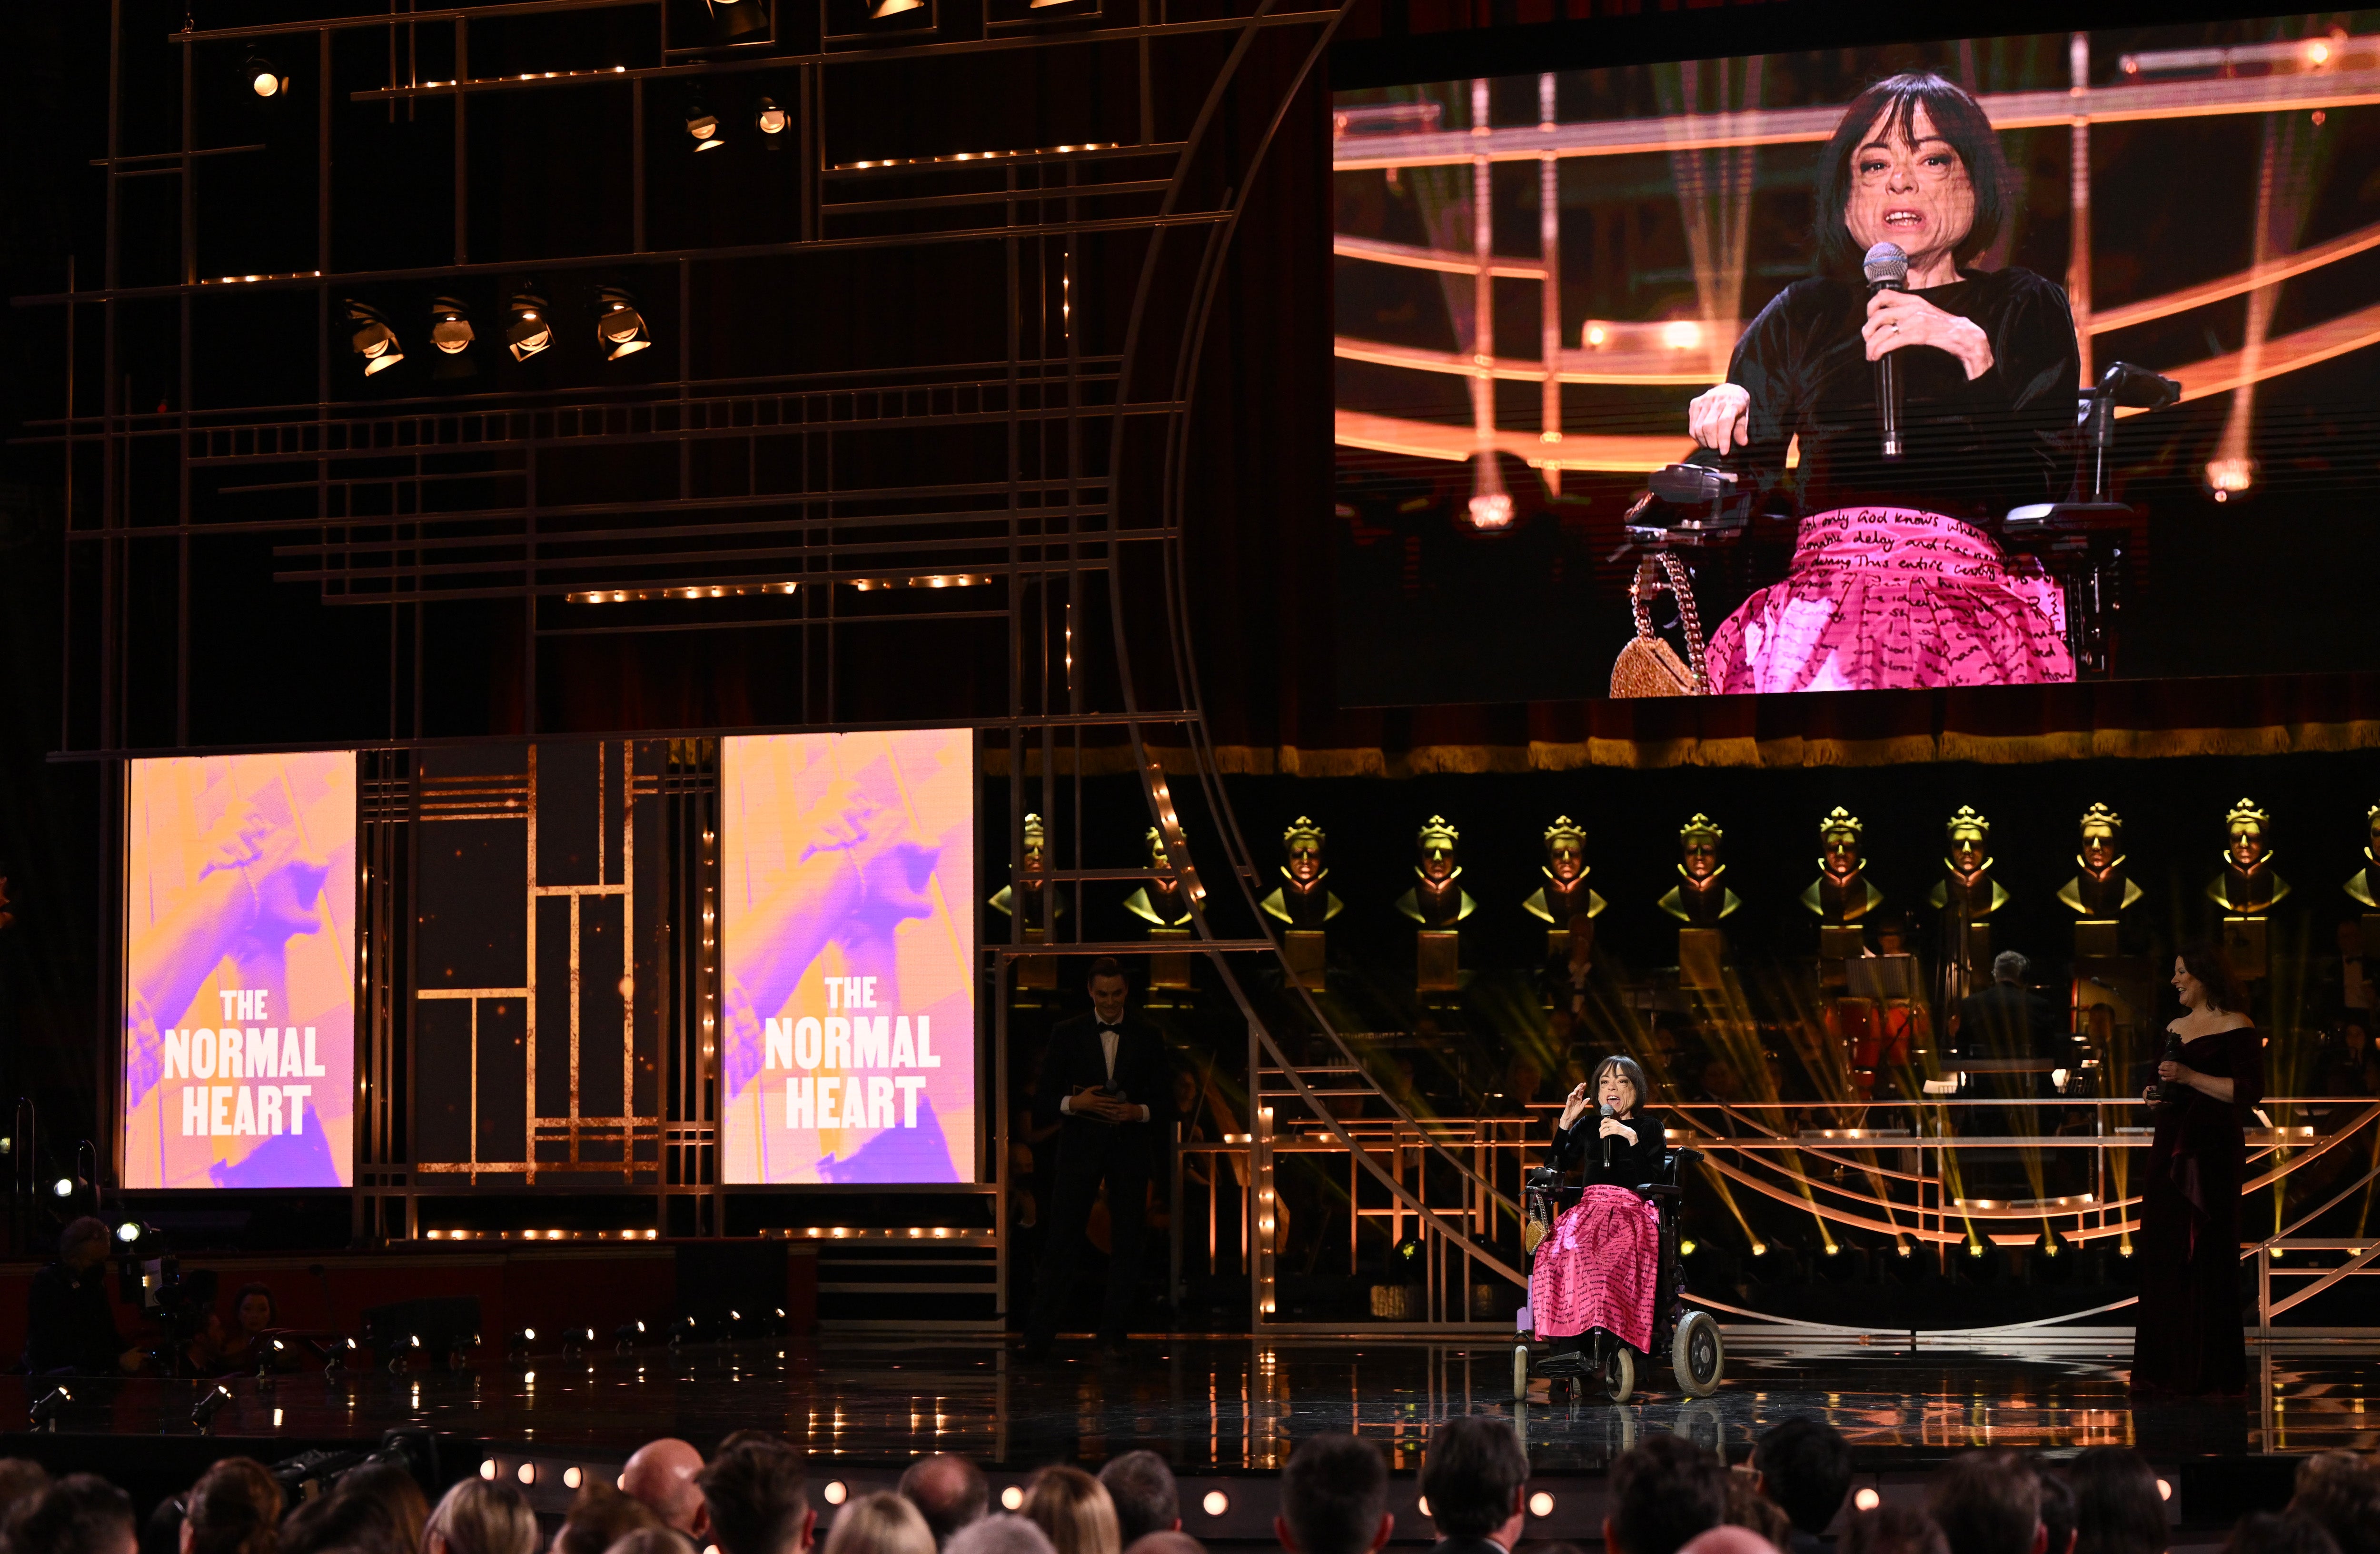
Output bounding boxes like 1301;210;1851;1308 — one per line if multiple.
1530;1055;1665;1368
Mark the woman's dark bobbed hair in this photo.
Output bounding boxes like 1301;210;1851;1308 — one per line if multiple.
2175;940;2249;1016
1813;72;2011;278
1592;1054;1654;1116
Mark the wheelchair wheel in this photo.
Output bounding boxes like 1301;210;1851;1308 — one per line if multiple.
1512;1343;1530;1402
1672;1308;1724;1399
1601;1344;1635;1404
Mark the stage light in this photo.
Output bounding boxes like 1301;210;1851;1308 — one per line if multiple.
506;290;553;360
246;55;289;98
595;288;652;359
430;298;475;354
50;1177;70;1198
480;1460;499;1481
191;1384;234;1432
564;1467;584;1489
345;301;403;375
1201;1492;1229;1517
1001;1488;1025;1512
1466;493;1512;529
1749;1241;1767;1257
1528;1494;1554;1518
822;1483;848;1506
1678;1239;1696;1256
870;0;924;17
2155;1480;2171;1502
1661;319;1703;351
1967;1241;1986;1258
27;1387;69;1430
517;1463;536;1485
755;97;788;146
1417;1498;1431;1519
686;103;726;151
2203;456;2255;503
115;1220;141;1244
1854;1489;1881;1512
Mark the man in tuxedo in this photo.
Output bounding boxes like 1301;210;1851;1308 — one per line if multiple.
1025;958;1173;1357
1951;951;2060;1060
1418;1416;1529;1554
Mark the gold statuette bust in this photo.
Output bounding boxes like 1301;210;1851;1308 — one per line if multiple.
2058;801;2143;917
1124;825;1196;928
988;811;1064;928
1659;813;1741;925
2346;806;2380;909
1261;816;1344;929
1925;805;2011;919
2207;798;2289;914
1522;816;1607;925
1802;807;1885;922
1395;815;1476;929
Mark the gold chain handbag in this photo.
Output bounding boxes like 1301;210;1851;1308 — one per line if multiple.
1609;552;1709;697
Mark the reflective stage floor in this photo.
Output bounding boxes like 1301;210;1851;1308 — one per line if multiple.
5;1333;2374;1470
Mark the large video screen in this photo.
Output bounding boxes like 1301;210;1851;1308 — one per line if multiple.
1333;20;2380;702
122;751;357;1189
719;730;977;1185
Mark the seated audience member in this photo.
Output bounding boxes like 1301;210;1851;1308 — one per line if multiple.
11;1475;139;1554
2065;1450;2161;1554
624;1441;709;1538
2031;1466;2075;1554
208;1285;282;1376
2224;1515;2339;1554
2289;1453;2380;1554
1604;1437;1727;1554
1683;1531;1784;1554
1725;1479;1793;1553
559;1483;664;1554
0;1460;52;1522
1421;1416;1532;1554
277;1488;408;1554
24;1219;143;1376
698;1437;814;1554
181;1459;283;1554
1277;1434;1390;1554
1753;1420;1853;1554
823;1495;935;1554
1099;1456;1179;1546
1123;1536;1203;1554
1020;1469;1120;1554
900;1457;990;1549
947;1519;1058;1554
608;1534;698;1554
1926;1451;2043;1554
1844;1509;1949;1554
425;1480;538;1554
337;1466;430;1554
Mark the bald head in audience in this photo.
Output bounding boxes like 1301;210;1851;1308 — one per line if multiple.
623;1440;709;1537
900;1456;990;1548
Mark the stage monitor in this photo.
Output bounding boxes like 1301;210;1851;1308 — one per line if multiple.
121;750;357;1189
719;730;977;1185
1332;18;2380;702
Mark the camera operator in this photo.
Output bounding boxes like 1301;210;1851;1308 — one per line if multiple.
25;1218;143;1375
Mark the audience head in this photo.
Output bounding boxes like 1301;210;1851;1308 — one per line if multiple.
1605;1436;1726;1554
1421;1416;1531;1543
946;1518;1057;1554
1723;1478;1793;1551
1754;1419;1854;1537
424;1480;538;1554
607;1534;698;1554
234;1285;277;1337
2225;1514;2341;1554
2033;1466;2076;1554
1844;1508;1951;1554
0;1461;51;1522
13;1475;137;1554
1020;1468;1119;1554
2290;1452;2380;1554
822;1494;936;1554
558;1482;664;1554
1926;1450;2043;1554
59;1217;112;1269
625;1440;710;1536
697;1437;813;1554
1279;1435;1390;1554
1097;1456;1178;1547
2066;1450;2162;1554
277;1488;406;1554
336;1465;429;1554
900;1456;991;1548
180;1459;282;1554
1122;1538;1201;1554
1682;1531;1785;1554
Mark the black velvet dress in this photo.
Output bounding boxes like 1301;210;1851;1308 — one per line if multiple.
2131;1025;2264;1396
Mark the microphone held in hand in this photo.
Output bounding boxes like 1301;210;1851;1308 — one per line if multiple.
1600;1100;1617;1168
1863;241;1909;461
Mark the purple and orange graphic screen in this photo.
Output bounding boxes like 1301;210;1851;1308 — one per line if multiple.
719;730;977;1185
122;751;357;1190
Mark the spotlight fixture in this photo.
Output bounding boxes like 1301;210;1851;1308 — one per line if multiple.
594;288;652;359
115;1220;142;1244
191;1384;234;1433
506;289;553;361
344;300;403;376
28;1387;69;1431
507;1327;537;1361
701;0;773;40
429;297;475;354
245;55;289;98
685;102;726;151
755;96;788;146
324;1336;355;1380
50;1177;71;1199
870;0;924;18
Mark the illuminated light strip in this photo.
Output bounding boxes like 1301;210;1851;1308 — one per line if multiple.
1335;334;1712;387
836;141;1123;169
201;270;323;285
2152;298;2380;406
567;582;802;603
847;573;993;591
1331;235;1546;280
2092;216;2380;333
1335;408;1693;474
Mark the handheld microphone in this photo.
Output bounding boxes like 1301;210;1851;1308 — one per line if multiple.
1599;1101;1617;1168
1863;241;1909;461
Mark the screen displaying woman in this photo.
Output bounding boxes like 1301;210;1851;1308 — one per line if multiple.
1687;72;2080;693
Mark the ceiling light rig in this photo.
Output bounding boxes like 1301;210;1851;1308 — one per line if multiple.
848;573;993;592
246;55;289;98
686;102;726;151
506;289;553;361
344;300;403;375
594;288;652;360
429;298;475;355
567;582;802;604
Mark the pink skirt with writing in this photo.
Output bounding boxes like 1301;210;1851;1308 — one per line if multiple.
1528;1184;1662;1352
1705;508;2073;694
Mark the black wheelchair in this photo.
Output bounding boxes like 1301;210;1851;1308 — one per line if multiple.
1511;1146;1725;1403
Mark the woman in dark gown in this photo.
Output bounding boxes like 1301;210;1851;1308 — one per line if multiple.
1686;72;2079;693
2132;942;2264;1396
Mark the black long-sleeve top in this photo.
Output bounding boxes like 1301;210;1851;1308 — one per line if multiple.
1722;269;2080;526
1548;1110;1668;1189
24;1261;126;1375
